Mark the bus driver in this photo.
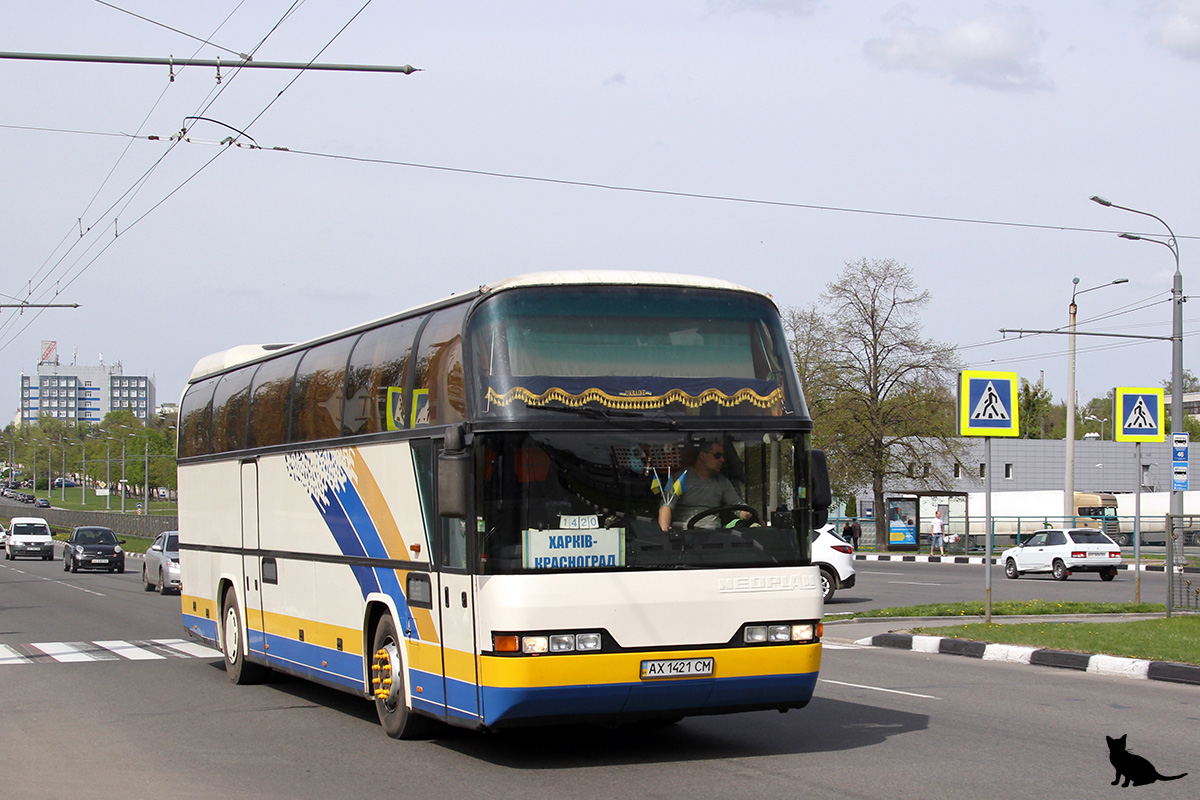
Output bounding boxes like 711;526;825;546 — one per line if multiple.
657;440;752;530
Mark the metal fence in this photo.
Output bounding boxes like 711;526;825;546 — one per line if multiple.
0;498;176;541
1167;514;1200;614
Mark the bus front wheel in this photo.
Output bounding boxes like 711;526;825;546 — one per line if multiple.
371;614;434;739
221;587;267;685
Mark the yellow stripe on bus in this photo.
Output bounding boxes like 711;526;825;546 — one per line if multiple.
480;643;822;689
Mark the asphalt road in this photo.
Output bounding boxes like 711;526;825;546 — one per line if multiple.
827;558;1171;613
1;551;1193;800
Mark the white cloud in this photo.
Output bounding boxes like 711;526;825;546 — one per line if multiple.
864;5;1051;91
1155;0;1200;60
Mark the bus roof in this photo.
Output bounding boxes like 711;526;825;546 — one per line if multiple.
481;270;761;295
187;270;771;382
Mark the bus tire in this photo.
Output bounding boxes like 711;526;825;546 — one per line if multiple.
371;614;433;740
221;587;267;685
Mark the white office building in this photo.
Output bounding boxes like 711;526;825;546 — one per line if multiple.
19;341;156;425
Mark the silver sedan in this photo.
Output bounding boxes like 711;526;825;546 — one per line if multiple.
142;531;181;594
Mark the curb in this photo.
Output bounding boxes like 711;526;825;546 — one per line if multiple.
856;631;1200;686
852;552;1197;573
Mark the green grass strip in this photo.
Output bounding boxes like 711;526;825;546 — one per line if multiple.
840;600;1165;618
911;616;1200;666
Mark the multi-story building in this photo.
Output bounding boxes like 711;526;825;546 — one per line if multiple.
18;341;156;425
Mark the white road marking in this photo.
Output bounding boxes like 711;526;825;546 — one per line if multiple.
0;644;31;665
821;679;941;699
31;642;94;662
152;638;219;658
887;580;942;586
95;640;166;660
0;640;217;665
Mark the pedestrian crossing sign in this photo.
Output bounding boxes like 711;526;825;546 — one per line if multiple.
1115;387;1164;442
959;370;1020;437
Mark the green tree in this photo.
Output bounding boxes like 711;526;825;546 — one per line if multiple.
788;257;964;550
1019;377;1057;439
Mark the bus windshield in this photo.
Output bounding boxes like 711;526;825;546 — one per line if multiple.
476;430;809;573
469;286;805;419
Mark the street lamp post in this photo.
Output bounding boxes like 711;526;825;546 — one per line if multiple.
1065;276;1129;516
81;438;87;505
144;435;149;514
105;438;112;510
1091;196;1184;588
1086;414;1109;441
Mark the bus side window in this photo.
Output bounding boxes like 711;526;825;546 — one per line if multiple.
178;375;220;458
247;352;303;449
413;306;468;427
291;337;354;443
211;366;254;454
345;318;420;435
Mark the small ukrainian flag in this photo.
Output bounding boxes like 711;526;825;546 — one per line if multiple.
651;469;687;502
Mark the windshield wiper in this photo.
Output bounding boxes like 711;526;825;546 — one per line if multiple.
530;405;639;420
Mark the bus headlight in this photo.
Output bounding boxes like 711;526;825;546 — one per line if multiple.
522;636;549;654
549;634;575;652
575;633;601;651
769;625;792;642
494;631;605;655
743;621;820;645
744;626;768;643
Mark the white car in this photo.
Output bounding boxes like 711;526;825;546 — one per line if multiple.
142;531;181;594
812;524;856;601
1002;527;1122;581
5;516;54;561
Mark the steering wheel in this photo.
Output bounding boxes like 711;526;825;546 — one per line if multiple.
686;504;762;529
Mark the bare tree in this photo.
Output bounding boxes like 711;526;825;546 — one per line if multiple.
792;257;963;549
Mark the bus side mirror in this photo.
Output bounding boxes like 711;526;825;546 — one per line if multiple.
438;424;470;519
811;449;832;529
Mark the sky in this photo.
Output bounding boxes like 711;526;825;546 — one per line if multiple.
3;1;1200;423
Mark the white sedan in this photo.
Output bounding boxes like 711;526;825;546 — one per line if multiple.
1002;527;1121;581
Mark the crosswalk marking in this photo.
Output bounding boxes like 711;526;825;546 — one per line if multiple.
0;644;32;665
95;640;166;660
2;639;219;665
152;638;221;658
31;642;96;662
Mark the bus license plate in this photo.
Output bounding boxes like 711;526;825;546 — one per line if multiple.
640;658;714;680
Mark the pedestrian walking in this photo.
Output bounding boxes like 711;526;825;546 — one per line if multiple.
930;510;945;556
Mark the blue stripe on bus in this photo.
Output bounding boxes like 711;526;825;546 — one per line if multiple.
260;631;365;688
479;672;818;725
333;481;390;560
310;482;419;639
184;613;218;645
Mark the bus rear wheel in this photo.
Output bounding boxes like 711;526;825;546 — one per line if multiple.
371;614;434;739
221;587;267;685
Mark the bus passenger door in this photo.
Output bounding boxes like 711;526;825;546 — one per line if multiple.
414;439;480;723
437;517;479;724
241;461;265;657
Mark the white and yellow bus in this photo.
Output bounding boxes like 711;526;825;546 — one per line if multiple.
177;271;831;737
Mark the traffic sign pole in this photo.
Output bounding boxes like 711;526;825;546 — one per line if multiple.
959;370;1019;623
